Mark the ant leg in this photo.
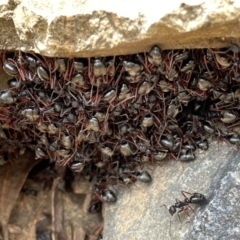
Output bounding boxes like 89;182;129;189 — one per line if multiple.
160;204;169;212
177;207;191;221
169;218;173;239
50;72;57;89
92;191;103;202
175;198;181;204
203;55;213;78
131;182;145;193
169;152;179;162
112;66;124;87
88;57;92;80
95;84;100;105
142;52;151;74
152;112;163;127
181;190;193;198
176;209;183;222
103;105;112;133
187;204;195;213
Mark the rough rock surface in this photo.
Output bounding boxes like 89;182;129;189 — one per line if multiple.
0;0;240;57
103;142;240;240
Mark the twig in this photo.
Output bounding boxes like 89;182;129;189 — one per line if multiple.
51;177;61;240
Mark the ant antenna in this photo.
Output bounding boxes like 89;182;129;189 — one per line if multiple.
160;204;173;239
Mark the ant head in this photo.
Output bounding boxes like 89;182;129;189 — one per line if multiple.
169;206;176;216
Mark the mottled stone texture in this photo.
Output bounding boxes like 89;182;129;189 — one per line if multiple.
103;142;240;240
0;0;240;57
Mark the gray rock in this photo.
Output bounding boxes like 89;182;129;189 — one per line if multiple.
1;1;240;56
103;142;240;240
188;150;240;240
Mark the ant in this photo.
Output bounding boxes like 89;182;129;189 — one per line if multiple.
161;191;206;220
161;191;206;239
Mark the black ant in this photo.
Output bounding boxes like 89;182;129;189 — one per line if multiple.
162;191;206;220
161;191;206;238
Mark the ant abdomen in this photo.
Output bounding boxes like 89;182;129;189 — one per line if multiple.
189;193;207;204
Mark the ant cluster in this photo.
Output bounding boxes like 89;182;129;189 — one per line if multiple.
0;44;240;208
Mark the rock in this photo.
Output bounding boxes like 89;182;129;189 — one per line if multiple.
0;0;240;57
189;149;240;240
103;142;240;240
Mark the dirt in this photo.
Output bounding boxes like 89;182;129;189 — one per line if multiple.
0;152;103;240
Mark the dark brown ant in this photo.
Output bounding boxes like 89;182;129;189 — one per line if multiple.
136;170;152;183
162;191;206;220
69;160;85;173
88;201;102;213
161;191;206;238
92;183;117;203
